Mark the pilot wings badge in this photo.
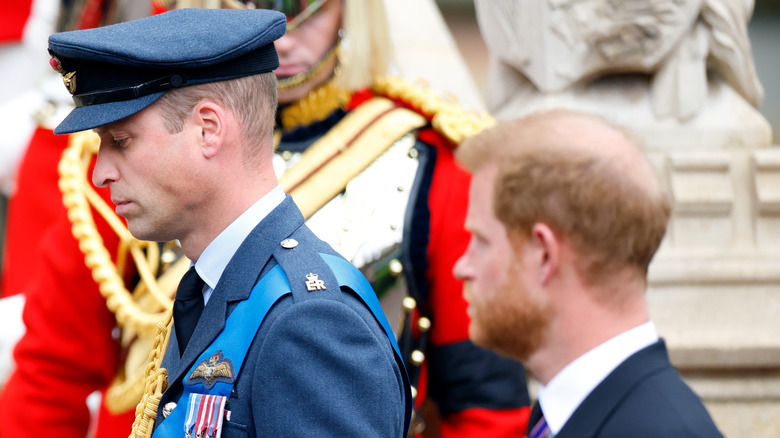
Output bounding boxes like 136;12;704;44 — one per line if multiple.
186;350;236;390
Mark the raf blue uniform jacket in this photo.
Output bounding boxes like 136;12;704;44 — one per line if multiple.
154;196;408;437
530;340;723;438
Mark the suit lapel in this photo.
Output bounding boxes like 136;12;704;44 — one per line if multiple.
160;329;181;381
167;196;305;387
556;340;672;438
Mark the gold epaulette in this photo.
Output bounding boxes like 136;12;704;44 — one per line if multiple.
371;76;496;145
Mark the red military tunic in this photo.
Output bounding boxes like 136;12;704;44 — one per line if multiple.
276;81;532;437
0;128;136;438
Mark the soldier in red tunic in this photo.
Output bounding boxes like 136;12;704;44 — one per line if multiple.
259;1;531;435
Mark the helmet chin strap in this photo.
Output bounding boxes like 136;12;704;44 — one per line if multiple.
277;37;341;92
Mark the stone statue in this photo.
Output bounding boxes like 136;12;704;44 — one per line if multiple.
475;0;767;141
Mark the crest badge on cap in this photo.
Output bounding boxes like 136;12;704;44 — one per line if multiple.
50;56;76;94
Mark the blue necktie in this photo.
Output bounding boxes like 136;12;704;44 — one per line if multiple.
527;402;552;438
528;415;551;438
173;266;205;356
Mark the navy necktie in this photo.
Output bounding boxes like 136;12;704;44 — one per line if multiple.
173;266;205;356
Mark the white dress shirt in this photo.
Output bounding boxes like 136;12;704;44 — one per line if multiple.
194;185;286;304
537;321;659;435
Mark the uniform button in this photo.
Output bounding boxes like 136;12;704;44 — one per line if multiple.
162;402;177;418
389;259;403;276
280;238;298;249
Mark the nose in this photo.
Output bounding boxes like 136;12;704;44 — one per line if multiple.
91;145;119;188
273;33;295;58
453;242;473;281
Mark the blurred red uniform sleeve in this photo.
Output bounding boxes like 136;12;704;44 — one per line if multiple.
0;128;132;438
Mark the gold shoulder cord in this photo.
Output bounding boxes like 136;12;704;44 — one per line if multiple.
371;76;496;145
58;131;185;438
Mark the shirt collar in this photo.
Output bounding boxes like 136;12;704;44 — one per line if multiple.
194;186;285;298
537;321;659;435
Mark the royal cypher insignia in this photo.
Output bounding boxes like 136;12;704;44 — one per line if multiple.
186;349;235;390
305;273;326;291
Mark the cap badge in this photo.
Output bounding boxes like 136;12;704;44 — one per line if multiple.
61;71;77;94
49;57;77;94
185;349;235;390
305;273;326;291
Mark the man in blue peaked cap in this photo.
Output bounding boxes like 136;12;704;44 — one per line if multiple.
47;8;411;438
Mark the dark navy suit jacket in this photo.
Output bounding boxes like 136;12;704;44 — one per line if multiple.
154;196;407;437
530;340;723;438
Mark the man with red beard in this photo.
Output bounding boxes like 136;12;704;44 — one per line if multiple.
453;109;724;438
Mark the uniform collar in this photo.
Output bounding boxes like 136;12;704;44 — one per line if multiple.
195;185;286;300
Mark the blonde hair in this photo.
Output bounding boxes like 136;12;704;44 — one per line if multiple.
458;110;670;282
337;0;391;90
153;73;277;160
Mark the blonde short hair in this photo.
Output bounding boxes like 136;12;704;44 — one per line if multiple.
458;110;671;282
153;72;277;159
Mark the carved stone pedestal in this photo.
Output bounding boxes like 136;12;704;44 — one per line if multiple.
648;135;780;437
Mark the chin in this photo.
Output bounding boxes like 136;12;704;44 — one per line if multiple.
126;221;160;242
469;312;541;362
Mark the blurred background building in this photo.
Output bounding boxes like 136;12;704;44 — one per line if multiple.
435;0;779;143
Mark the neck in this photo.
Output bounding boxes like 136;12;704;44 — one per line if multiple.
527;276;650;385
180;153;278;262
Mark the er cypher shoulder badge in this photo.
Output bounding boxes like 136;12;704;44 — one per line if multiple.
186;350;235;390
305;273;326;291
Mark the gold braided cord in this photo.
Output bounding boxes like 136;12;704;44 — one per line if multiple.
371;76;496;145
130;312;173;438
278;78;353;131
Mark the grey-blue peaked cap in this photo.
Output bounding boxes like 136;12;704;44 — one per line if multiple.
48;8;286;134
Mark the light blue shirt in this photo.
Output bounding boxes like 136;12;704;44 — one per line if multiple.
194;186;286;304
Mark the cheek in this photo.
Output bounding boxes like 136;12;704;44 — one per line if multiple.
474;259;509;301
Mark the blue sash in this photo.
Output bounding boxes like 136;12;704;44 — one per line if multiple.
153;265;290;437
153;253;409;437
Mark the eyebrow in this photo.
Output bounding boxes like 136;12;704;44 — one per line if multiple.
94;119;124;135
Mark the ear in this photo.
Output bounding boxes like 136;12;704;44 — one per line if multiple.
529;223;560;285
194;102;226;159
